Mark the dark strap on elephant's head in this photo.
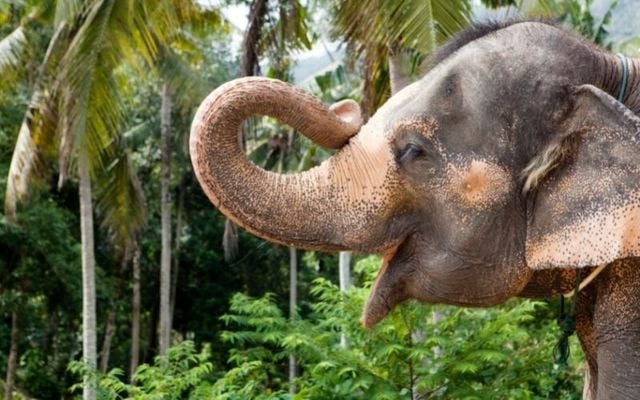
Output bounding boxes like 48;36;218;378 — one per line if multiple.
617;53;629;102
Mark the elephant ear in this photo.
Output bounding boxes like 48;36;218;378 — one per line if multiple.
525;84;640;270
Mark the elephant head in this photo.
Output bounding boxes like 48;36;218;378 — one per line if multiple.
191;20;640;328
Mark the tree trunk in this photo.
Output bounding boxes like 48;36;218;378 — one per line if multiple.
130;240;141;378
222;219;239;262
241;0;268;77
288;247;298;394
4;311;19;400
170;181;185;327
99;309;116;374
100;247;129;373
159;82;172;356
44;310;59;359
339;251;351;348
339;251;352;292
147;295;159;362
78;149;97;400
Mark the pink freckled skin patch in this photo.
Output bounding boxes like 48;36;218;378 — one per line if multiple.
445;159;513;209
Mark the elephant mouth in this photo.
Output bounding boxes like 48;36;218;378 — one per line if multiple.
361;240;410;328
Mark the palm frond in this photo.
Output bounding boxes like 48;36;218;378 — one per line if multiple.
57;0;179;245
332;0;469;52
139;0;208;65
60;0;129;177
151;2;227;109
185;8;227;38
171;0;226;36
5;105;38;219
432;0;471;41
4;23;68;218
261;0;313;56
54;0;83;27
96;148;147;250
157;44;210;111
0;26;28;83
4;90;60;219
330;0;470;114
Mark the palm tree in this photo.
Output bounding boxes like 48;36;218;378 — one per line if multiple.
2;1;197;397
153;7;226;357
159;81;173;357
328;0;470;116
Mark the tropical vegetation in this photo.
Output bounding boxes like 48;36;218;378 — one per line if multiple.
0;0;636;399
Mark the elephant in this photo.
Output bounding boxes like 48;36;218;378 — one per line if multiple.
190;19;640;399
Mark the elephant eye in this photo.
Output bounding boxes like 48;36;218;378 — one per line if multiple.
399;142;424;162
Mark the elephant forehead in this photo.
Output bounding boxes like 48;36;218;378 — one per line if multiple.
366;76;438;130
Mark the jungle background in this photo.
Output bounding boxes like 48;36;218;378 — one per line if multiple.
1;0;639;399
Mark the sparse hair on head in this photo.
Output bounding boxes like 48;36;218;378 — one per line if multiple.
424;18;558;71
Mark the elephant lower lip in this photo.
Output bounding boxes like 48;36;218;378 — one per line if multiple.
361;242;404;328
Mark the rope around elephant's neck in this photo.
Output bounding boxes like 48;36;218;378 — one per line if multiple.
553;264;607;367
562;264;608;298
554;268;582;366
617;53;630;102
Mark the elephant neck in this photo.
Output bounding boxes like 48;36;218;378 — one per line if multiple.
595;52;640;115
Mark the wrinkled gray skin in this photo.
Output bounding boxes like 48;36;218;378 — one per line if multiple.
191;21;640;399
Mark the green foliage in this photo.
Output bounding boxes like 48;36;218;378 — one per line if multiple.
481;0;518;8
0;196;83;398
69;341;213;399
618;35;640;57
212;293;290;399
208;256;584;399
539;0;616;47
1;1;628;398
69;255;583;399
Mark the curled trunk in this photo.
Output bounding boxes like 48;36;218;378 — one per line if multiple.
190;77;397;251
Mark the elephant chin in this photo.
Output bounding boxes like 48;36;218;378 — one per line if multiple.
361;243;410;328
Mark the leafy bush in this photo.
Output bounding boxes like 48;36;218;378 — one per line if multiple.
211;255;584;400
69;341;213;399
72;256;584;399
